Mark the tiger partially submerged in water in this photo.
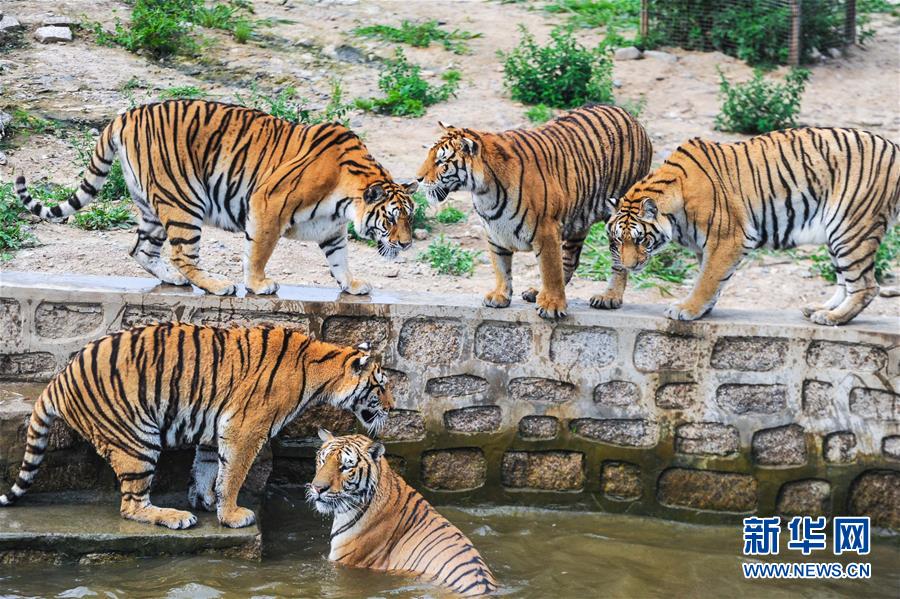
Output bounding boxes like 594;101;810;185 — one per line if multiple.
0;323;393;530
309;431;498;597
605;128;900;325
16;100;416;296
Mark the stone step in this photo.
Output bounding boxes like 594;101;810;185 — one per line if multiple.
0;491;261;561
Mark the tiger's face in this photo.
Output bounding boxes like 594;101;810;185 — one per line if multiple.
416;123;481;204
308;431;384;515
356;181;417;260
607;197;671;272
329;343;394;435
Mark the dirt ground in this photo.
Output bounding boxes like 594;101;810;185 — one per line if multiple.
0;0;898;318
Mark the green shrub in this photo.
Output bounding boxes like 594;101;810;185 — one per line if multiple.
411;192;432;231
0;183;36;258
158;85;207;100
0;109;60;149
577;222;696;293
500;26;613;108
524;104;554;124
435;205;466;225
810;226;900;284
418;235;480;276
715;68;809;134
236;80;352;125
354;20;481;54
710;3;791;66
355;49;460;117
543;0;641;30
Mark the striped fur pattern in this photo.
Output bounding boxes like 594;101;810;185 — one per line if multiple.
0;323;394;530
309;432;497;597
416;104;652;319
15;100;416;297
606;128;900;324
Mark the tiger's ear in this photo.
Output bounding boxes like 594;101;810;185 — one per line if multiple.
318;428;334;443
460;137;478;156
400;179;418;194
605;196;619;214
363;184;386;204
641;198;658;220
368;441;385;461
353;354;371;371
438;120;454;131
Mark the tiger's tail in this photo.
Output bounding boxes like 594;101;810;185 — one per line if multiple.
0;390;59;506
15;117;121;221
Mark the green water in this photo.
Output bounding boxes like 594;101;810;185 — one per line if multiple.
1;492;898;598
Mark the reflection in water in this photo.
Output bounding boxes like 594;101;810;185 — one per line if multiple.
1;493;898;599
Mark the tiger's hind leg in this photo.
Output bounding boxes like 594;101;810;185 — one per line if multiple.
130;213;190;286
807;235;880;325
188;444;218;512
214;429;266;528
485;240;513;308
110;446;197;529
161;211;237;296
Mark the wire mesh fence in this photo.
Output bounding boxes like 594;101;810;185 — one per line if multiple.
641;0;858;65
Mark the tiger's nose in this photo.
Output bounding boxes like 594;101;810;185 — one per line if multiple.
400;241;412;249
311;482;329;494
416;177;424;183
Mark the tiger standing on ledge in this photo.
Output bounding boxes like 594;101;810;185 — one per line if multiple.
416;104;652;319
0;323;394;530
309;431;498;597
15;100;417;297
605;128;900;325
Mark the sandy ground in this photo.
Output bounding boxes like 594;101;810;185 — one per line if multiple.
0;0;898;318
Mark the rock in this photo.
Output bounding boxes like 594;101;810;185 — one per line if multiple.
601;461;642;501
518;415;559;440
34;26;72;43
421;448;486;490
614;46;642;60
0;16;23;33
809;47;824;61
413;228;429;240
0;151;6;166
501;451;584;491
777;480;831;517
444;406;502;433
827;47;842;59
476;322;532;364
879;286;900;297
644;50;678;63
612;79;623;88
42;16;76;27
381;410;425;442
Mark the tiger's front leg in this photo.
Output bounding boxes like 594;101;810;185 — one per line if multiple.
484;239;513;308
666;244;744;320
533;227;568;319
243;212;282;295
319;231;371;295
215;430;267;528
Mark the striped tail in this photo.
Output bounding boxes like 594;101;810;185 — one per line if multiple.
15;119;119;221
0;392;58;506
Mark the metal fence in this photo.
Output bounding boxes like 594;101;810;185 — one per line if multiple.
641;0;858;65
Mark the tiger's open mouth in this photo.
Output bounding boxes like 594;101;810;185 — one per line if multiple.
359;406;388;435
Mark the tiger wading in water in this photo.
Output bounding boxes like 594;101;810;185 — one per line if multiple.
0;323;393;529
15;100;417;297
416;104;652;319
309;431;498;597
606;128;900;324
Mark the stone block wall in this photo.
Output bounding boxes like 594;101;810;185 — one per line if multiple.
1;272;898;528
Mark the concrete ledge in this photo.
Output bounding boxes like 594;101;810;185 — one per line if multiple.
1;272;898;528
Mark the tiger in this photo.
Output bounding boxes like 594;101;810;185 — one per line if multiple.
0;323;394;530
309;431;498;597
416;104;653;319
15;99;417;297
605;128;900;325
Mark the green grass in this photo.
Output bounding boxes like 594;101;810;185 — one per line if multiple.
810;226;900;284
0;108;61;149
353;20;481;54
716;68;809;134
524;104;554;124
435;205;466;225
236;79;352;125
158;85;207;100
543;0;641;30
355;48;460;117
418;235;481;276
577;222;697;294
0;183;37;259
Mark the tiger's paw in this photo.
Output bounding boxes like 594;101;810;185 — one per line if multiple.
154;508;198;530
589;293;622;310
483;290;511;308
536;292;567;320
342;279;372;295
218;506;256;529
664;302;703;321
800;304;824;318
201;275;238;296
247;278;279;295
159;267;190;286
521;288;538;303
807;309;845;326
188;486;216;512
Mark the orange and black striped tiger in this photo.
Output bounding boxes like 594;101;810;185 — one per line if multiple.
15;100;417;296
416;104;652;319
309;431;498;597
606;128;900;324
0;323;393;529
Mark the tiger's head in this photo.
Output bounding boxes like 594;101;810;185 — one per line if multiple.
308;431;384;515
416;122;482;204
606;196;672;273
327;342;394;435
355;180;418;260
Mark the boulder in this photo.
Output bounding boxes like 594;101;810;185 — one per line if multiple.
34;26;72;43
614;46;642;60
644;50;678;63
0;16;23;33
42;16;76;27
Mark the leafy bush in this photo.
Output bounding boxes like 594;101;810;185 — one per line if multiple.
411;192;432;231
355;49;460;117
0;109;60;149
158;85;207;100
715;68;809;134
543;0;641;30
435;205;466;225
354;20;481;54
524;104;554;124
577;222;696;293
710;3;791;66
810;226;900;284
237;80;352;125
418;235;480;276
500;26;613;108
0;183;36;258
